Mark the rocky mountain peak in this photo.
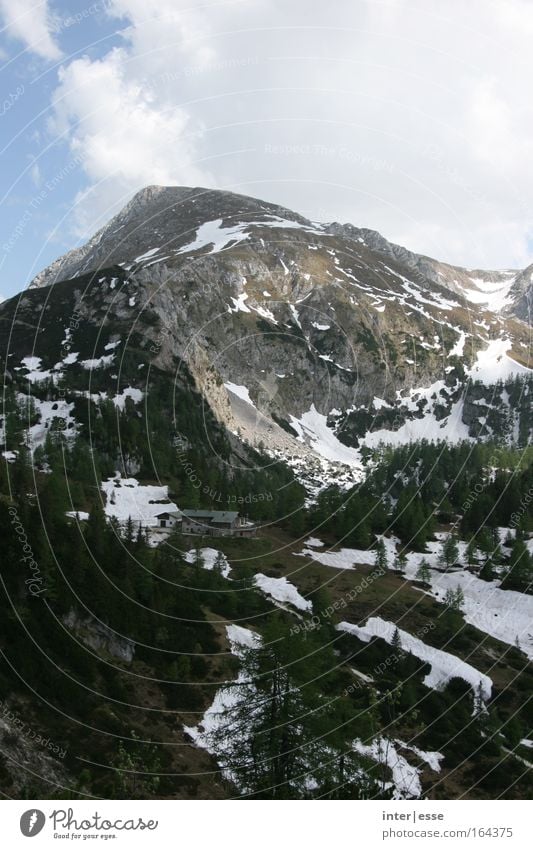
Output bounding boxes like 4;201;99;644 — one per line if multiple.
29;185;313;290
28;185;527;328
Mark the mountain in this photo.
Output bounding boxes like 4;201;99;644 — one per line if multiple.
29;186;522;315
29;186;311;289
1;186;532;801
1;185;530;491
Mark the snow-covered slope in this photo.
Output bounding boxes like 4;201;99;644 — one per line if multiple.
402;538;533;659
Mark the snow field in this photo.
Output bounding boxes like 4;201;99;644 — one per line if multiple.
101;474;178;527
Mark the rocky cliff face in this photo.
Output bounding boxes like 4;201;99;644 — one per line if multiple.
506;263;533;323
63;610;135;662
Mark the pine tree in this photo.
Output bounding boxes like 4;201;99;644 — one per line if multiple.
374;538;388;572
415;559;431;585
213;551;227;577
439;533;459;570
207;616;378;798
466;538;477;567
501;538;533;592
443;585;464;612
391;627;402;654
479;558;495;581
393;549;408;573
124;515;135;544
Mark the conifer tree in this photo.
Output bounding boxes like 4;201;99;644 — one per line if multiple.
393;549;408;573
391;627;402;654
415;559;431;585
501;539;533;592
374;538;388;572
207;615;379;798
439;533;459;570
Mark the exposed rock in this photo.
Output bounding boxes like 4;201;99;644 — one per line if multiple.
64;610;135;662
1;185;532;494
0;701;71;795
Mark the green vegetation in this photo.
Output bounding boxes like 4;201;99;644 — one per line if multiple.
0;372;532;799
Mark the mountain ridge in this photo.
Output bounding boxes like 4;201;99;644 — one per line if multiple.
2;184;532;495
29;185;525;322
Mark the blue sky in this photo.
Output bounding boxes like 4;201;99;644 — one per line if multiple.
0;1;121;296
1;0;533;300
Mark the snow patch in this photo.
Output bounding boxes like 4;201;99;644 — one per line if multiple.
134;247;160;262
296;546;374;569
113;386;144;411
254;573;311;612
80;354;115;370
337;617;492;700
228;292;251;314
224;382;256;408
468;338;532;384
353;737;422;799
403;543;533;659
184;547;231;578
305;537;324;548
101;474;177;527
289;405;363;468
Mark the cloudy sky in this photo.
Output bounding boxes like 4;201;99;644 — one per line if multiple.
1;0;532;298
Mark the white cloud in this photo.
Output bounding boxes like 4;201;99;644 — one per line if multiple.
47;0;533;268
0;0;61;60
108;0;216;69
50;47;210;235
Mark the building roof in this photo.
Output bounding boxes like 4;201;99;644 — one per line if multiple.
182;509;239;523
155;510;182;519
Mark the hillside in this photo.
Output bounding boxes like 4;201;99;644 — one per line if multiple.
0;186;531;800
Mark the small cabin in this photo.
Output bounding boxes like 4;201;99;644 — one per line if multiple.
155;510;182;529
181;509;256;538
